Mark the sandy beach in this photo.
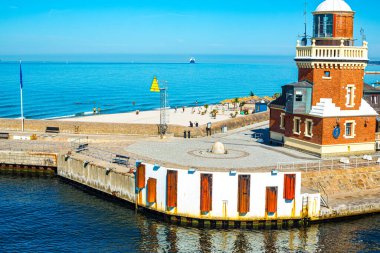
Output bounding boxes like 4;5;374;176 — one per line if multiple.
58;106;244;126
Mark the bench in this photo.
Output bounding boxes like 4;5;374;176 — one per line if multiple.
76;143;89;153
46;126;60;134
0;133;9;139
112;154;130;166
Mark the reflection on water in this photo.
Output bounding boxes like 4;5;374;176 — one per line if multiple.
0;175;379;252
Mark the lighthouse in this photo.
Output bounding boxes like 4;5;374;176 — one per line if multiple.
269;0;377;157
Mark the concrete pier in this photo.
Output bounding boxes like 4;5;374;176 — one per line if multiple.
0;119;379;228
0;149;379;228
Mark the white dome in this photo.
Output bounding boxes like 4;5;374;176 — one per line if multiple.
315;0;353;12
211;142;226;155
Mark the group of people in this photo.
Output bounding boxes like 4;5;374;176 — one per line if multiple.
92;107;101;114
174;106;186;113
189;121;199;128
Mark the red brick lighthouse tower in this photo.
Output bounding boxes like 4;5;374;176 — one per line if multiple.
269;0;377;157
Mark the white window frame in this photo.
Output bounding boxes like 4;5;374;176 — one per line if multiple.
304;119;313;137
280;113;285;130
372;95;378;105
343;120;356;139
345;85;356;107
322;71;332;80
293;117;301;135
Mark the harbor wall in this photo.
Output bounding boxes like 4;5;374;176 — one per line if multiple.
57;154;136;203
3;149;380;225
0;150;57;167
57;153;320;222
302;166;380;195
0;111;269;137
302;166;380;220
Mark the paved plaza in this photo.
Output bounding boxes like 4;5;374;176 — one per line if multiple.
124;121;320;170
1;121;320;171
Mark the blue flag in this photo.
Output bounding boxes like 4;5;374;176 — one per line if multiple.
20;62;23;89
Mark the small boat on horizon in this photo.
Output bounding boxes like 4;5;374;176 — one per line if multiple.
189;57;196;64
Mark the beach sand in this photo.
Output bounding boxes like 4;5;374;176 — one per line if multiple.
58;106;243;126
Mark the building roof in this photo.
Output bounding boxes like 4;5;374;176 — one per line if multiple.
269;81;313;109
268;94;286;109
309;98;377;117
315;0;353;13
364;83;380;94
283;81;313;88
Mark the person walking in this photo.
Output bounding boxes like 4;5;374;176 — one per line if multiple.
206;122;212;136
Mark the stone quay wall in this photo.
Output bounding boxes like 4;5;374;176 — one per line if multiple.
0;150;57;167
57;154;136;204
0;149;379;227
302;166;380;220
0;111;269;137
56;153;317;228
302;166;380;195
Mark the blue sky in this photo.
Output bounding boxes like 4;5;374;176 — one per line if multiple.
0;0;379;58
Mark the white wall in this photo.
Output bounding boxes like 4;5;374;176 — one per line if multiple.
140;162;310;220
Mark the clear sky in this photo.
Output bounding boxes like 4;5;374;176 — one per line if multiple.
0;0;379;58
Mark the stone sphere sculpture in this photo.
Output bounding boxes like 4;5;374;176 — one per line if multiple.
211;141;226;154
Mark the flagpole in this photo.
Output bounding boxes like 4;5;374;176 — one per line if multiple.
20;60;24;132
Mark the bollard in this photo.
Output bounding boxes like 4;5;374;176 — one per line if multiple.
184;131;187;139
187;131;191;139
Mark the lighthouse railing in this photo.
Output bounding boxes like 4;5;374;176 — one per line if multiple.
295;40;368;61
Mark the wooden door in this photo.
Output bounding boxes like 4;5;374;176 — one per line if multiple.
137;164;145;189
200;174;213;212
238;175;250;213
166;170;178;208
266;187;278;213
147;178;157;203
284;174;296;200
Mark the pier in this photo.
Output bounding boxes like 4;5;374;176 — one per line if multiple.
0;119;379;229
366;71;380;75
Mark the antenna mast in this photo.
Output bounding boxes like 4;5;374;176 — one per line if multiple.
360;27;367;42
299;0;309;46
303;0;307;45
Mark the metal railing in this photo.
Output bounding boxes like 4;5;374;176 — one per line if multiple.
70;138;131;167
295;40;368;61
277;154;380;172
317;182;329;208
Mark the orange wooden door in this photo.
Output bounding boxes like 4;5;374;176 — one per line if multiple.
266;187;278;213
200;174;213;212
137;164;146;189
238;175;250;213
166;170;178;208
147;178;157;203
283;174;296;200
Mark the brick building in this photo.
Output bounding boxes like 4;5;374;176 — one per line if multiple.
269;0;378;157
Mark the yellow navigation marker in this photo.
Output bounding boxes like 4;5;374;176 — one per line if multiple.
150;76;160;92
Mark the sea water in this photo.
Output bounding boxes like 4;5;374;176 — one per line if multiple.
0;175;379;252
0;56;380;252
0;55;379;119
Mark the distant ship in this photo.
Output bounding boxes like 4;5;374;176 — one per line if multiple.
189;57;196;64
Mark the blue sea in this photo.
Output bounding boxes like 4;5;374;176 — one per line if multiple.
1;56;380;252
1;55;379;119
